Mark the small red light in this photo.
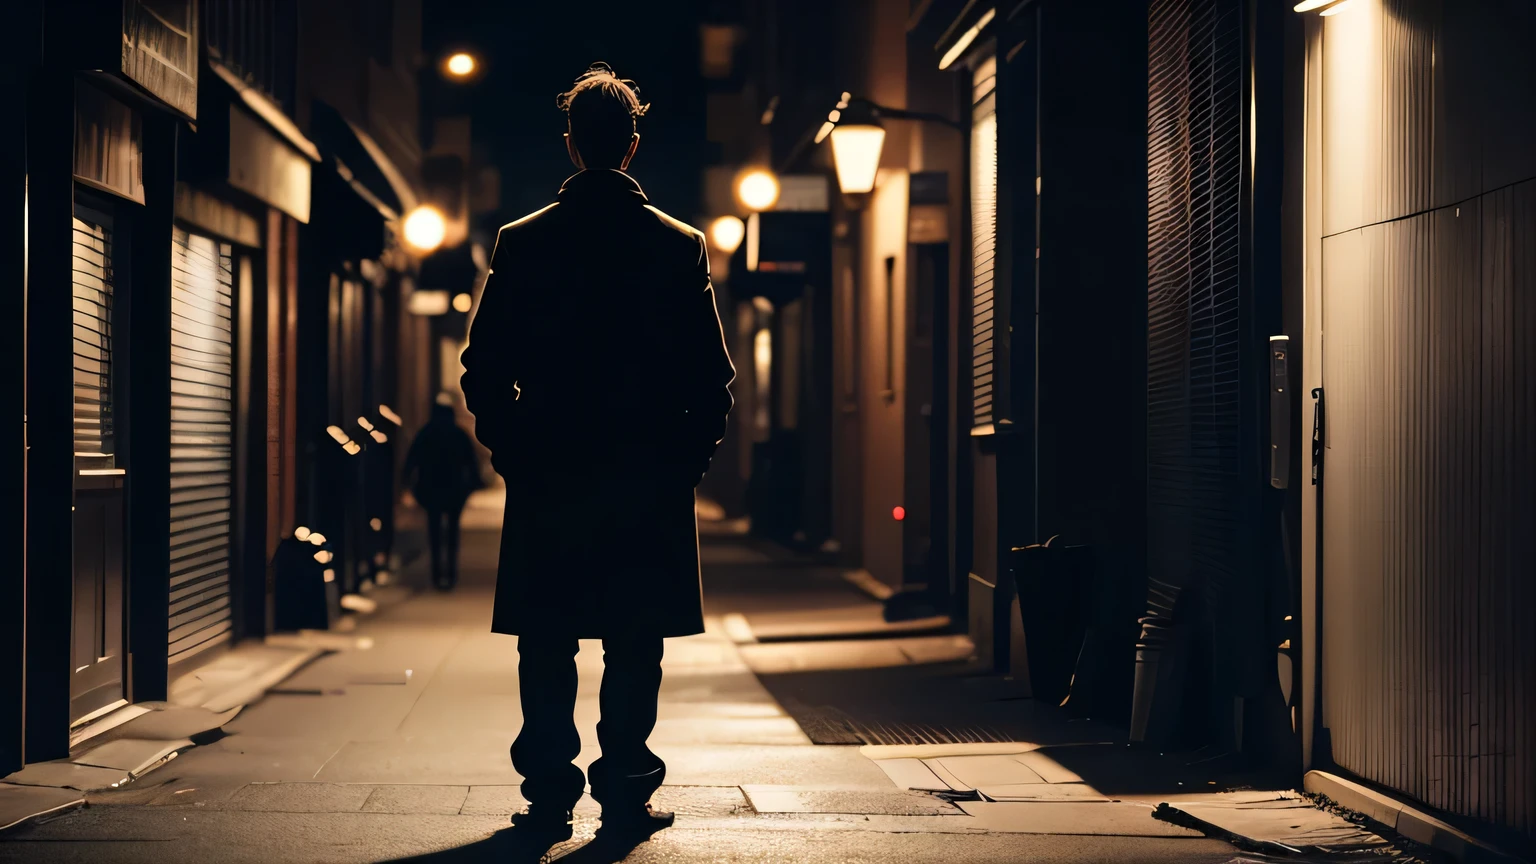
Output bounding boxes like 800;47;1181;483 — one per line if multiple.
892;506;906;522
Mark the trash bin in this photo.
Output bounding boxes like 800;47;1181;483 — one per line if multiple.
1009;537;1095;706
1129;578;1188;743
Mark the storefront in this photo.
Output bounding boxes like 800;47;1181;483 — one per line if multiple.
22;0;198;762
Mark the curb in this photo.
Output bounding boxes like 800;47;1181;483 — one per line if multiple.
1304;770;1525;863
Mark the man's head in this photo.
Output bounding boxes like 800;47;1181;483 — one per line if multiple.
557;62;649;171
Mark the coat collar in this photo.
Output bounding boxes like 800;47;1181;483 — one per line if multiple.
557;169;648;204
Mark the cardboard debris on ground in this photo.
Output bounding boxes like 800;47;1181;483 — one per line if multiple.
1155;795;1392;855
0;783;85;832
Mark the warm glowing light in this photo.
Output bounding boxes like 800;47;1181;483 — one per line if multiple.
709;215;746;254
939;8;995;70
408;290;450;316
379;404;402;426
323;569;335;583
814;121;836;144
1292;0;1347;10
370;430;388;444
314;550;334;564
357;416;374;431
452;292;473;313
370;518;383;531
830;124;886;194
403;205;447;253
1318;0;1355;14
308;532;327;546
294;526;311;541
893;506;906;522
326;425;349;444
746;213;760;272
445;53;476;77
735;169;780;212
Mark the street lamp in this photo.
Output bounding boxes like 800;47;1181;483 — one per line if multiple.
403;205;447;254
827;101;886;195
1296;0;1357;11
735;168;780;212
820;95;963;198
444;52;478;79
709;215;746;254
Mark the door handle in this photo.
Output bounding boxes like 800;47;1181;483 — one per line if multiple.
1310;387;1324;486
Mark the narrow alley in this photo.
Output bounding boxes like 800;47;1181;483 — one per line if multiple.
0;507;1258;863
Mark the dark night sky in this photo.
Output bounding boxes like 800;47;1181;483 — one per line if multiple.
421;0;711;230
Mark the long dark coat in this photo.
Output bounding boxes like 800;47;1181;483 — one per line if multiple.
459;169;735;639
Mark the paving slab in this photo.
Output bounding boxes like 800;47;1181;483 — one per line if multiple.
978;783;1110;802
929;754;1048;788
227;782;376;813
650;785;753;818
872;757;953;791
359;784;469;815
1015;749;1086;784
457;785;530;816
741;785;963;816
956;800;1205;837
0;783;85;831
738;639;911;674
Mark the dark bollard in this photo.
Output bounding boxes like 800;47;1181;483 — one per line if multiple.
273;528;340;632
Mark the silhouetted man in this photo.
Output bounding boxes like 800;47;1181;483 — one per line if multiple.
402;398;482;590
459;63;734;859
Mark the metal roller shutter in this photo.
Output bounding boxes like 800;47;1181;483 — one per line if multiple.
970;57;999;427
1146;0;1248;711
167;228;235;665
72;217;115;466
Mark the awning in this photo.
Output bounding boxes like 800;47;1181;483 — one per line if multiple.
189;60;317;223
308;100;415;221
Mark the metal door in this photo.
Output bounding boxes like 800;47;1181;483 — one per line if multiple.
167;228;236;665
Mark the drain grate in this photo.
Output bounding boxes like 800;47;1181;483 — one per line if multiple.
841;718;1018;747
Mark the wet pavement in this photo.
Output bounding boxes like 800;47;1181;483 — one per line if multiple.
0;519;1247;863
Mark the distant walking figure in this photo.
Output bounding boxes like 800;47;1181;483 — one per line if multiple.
459;63;735;859
402;399;481;590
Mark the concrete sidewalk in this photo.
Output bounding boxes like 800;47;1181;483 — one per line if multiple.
0;528;1247;863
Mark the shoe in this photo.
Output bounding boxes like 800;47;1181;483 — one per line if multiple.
504;807;574;858
596;804;674;844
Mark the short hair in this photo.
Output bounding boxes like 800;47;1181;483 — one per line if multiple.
557;62;650;168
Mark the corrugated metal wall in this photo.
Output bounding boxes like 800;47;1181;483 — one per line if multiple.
970;57;999;428
167;229;236;665
1315;0;1536;837
1146;0;1252;731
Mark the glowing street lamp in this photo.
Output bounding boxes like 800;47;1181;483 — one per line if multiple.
821;96;961;198
828;101;886;195
735;169;780;212
709;215;746;254
403;205;447;254
444;52;477;79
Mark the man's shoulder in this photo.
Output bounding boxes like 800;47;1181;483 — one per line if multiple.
642;205;705;248
494;203;561;242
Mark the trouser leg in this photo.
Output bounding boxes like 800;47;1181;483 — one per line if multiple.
446;507;462;585
589;636;666;815
425;508;444;584
512;634;585;813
